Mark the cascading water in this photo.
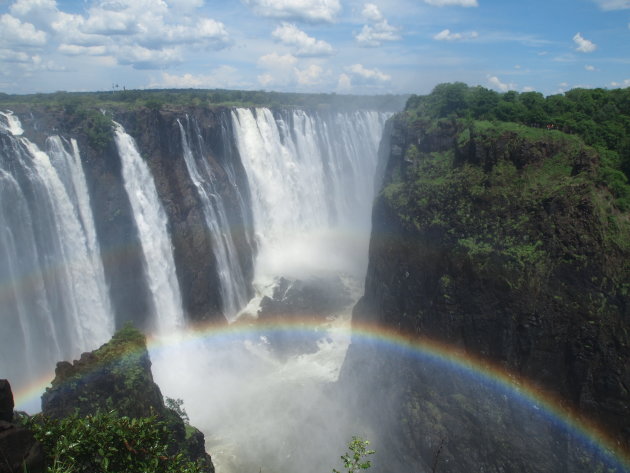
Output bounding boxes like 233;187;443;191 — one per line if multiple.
0;111;113;395
113;122;185;332
230;108;389;303
177;117;249;320
152;108;390;473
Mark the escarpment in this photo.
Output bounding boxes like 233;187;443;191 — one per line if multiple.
342;114;630;471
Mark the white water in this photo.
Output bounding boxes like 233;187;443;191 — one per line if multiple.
230;108;388;312
177;117;248;320
153;108;389;473
0;114;113;396
114;122;185;332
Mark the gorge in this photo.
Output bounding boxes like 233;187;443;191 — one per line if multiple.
0;87;629;473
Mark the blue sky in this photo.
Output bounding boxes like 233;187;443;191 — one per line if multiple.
0;0;628;96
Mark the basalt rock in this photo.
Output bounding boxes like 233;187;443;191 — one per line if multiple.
0;380;44;473
342;117;630;472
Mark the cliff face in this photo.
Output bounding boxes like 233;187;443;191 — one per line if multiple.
345;115;630;471
12;105;254;326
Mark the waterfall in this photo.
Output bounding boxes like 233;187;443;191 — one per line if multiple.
0;112;114;391
230;108;389;300
177;117;249;320
113;122;185;332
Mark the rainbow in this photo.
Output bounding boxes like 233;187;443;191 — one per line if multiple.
13;318;630;471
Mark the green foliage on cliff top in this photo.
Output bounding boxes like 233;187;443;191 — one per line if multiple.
0;88;406;112
404;83;630;200
382;119;630;293
27;410;206;473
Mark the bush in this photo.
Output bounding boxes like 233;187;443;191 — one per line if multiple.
27;410;205;473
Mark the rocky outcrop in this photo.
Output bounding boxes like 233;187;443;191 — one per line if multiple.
41;325;214;473
0;380;44;473
342;117;630;471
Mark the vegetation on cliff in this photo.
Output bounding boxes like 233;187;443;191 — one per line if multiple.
404;83;630;209
0;88;405;113
29;325;214;473
369;83;630;459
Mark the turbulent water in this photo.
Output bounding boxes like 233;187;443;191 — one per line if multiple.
231;108;387;309
152;108;389;473
0;111;113;392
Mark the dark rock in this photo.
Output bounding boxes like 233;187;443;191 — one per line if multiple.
257;276;352;356
0;421;45;473
0;380;13;423
341;116;630;471
0;381;44;473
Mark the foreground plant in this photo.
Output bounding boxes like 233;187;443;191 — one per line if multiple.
27;410;204;473
333;436;375;473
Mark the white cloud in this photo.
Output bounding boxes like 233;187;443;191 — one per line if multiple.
522;86;535;92
294;64;325;85
258;51;299;69
610;79;630;87
591;0;630;10
242;0;341;23
336;73;352;91
573;32;596;53
487;75;515;92
9;0;232;70
116;45;183;69
150;66;244;88
272;22;334;56
361;3;383;21
58;44;107;56
346;63;390;82
355;5;401;47
585;64;596;71
424;0;478;6
433;28;478;41
0;14;47;46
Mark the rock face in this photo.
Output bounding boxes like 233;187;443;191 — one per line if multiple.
257;276;353;356
41;325;214;473
0;380;44;473
342;116;630;471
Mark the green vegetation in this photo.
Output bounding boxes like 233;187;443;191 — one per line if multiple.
404;82;630;210
26;410;205;473
382;105;629;295
333;437;375;473
0;88;406;112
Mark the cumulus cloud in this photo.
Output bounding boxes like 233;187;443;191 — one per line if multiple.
573;32;596;53
0;14;47;46
242;0;341;23
272;22;334;56
294;64;325;85
336;72;352;91
433;28;478;41
591;0;630;10
346;63;390;82
610;79;630;87
7;0;231;71
258;51;299;69
361;3;383;21
487;75;515;92
424;0;478;6
355;3;401;47
149;66;245;88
